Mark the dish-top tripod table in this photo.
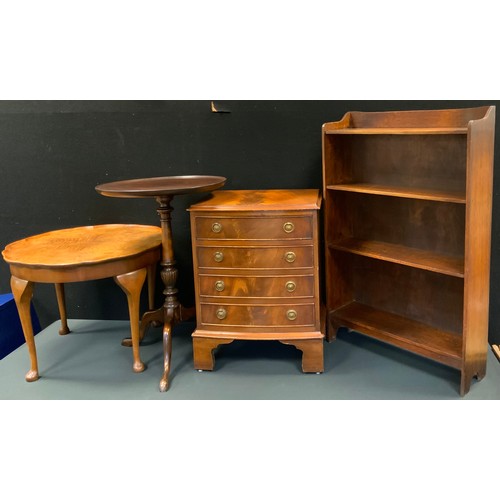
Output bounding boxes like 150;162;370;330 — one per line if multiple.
95;175;226;391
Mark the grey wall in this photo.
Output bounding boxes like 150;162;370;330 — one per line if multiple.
1;100;499;343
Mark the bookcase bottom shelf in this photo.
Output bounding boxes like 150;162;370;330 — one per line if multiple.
329;302;463;369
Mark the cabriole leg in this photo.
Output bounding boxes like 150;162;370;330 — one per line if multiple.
159;321;172;392
114;268;148;373
11;276;39;382
54;283;70;335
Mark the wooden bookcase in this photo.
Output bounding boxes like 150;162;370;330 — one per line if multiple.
322;106;496;395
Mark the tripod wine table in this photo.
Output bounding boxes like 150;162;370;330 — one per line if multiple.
96;175;226;391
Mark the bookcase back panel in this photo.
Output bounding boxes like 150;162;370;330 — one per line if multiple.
325;135;467;193
351;256;464;334
330;192;465;256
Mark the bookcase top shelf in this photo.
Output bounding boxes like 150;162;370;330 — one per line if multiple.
325;127;468;135
326;183;466;204
323;106;494;133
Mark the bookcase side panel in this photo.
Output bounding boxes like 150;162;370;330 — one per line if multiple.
463;107;496;384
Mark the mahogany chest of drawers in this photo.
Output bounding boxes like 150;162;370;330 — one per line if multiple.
188;189;324;373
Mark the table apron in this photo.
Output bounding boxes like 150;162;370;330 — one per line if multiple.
8;248;160;283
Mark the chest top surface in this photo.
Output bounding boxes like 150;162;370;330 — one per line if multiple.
188;189;321;212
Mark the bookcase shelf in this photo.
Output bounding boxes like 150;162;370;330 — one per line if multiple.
322;106;496;395
329;238;464;278
326;183;466;204
331;302;463;368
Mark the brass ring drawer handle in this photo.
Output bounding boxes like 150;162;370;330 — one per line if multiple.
284;251;296;263
216;308;227;320
285;281;296;292
215;280;225;292
286;309;297;321
212;222;222;233
283;222;295;233
214;251;224;263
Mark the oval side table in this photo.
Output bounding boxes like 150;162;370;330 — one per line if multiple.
2;224;162;382
95;175;226;391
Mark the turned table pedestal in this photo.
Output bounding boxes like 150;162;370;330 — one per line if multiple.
96;175;226;391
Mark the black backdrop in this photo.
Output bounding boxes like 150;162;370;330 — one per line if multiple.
1;100;499;344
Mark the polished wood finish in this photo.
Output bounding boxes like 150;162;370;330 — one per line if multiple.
193;329;324;341
54;283;70;335
195;215;314;240
114;268;148;373
2;224;162;382
332;302;462;368
325;127;468;135
199;303;316;328
326;183;466;204
191;189;321;211
96;175;226;391
196;245;315;270
280;339;324;373
198;274;315;298
192;337;234;371
4;225;162;283
189;189;324;373
322;106;496;395
329;193;466;257
324;133;467;194
462;107;496;395
10;276;38;382
329;238;464;278
95;175;226;198
2;224;162;268
147;263;156;310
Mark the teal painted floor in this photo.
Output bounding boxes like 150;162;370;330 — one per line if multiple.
1;319;499;399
